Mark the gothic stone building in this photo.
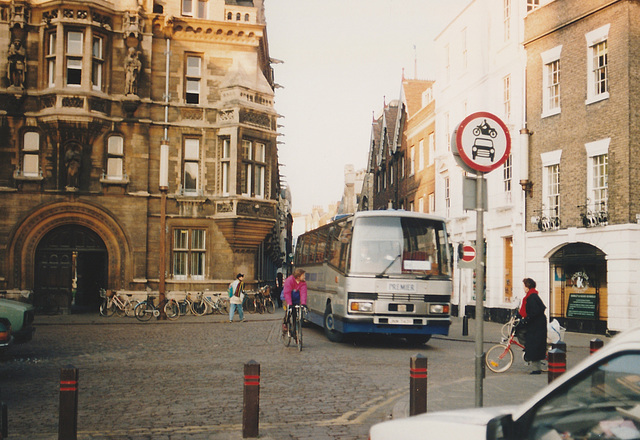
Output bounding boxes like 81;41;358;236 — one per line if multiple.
0;0;282;312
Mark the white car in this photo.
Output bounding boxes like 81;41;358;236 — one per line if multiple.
370;326;640;440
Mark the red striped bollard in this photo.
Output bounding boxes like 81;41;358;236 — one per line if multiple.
410;354;428;416
58;365;78;440
590;338;603;354
243;360;260;438
547;348;566;384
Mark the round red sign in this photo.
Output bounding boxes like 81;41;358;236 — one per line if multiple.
455;112;511;173
461;245;476;262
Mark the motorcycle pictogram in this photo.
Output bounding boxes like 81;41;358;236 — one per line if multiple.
472;119;498;138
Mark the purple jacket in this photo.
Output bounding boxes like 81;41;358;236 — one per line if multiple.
282;275;307;306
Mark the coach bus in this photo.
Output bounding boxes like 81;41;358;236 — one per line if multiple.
294;210;453;344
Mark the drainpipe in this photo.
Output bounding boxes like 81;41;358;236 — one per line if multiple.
158;36;171;308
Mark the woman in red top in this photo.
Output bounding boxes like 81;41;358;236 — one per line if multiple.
519;278;547;374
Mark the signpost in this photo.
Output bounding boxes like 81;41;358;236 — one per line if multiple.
454;112;511;408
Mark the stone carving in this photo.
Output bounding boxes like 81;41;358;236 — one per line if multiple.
64;146;82;188
124;47;141;95
7;38;26;89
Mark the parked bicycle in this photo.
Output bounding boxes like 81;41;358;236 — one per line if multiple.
99;289;138;317
176;292;194;316
134;294;178;322
191;292;228;316
281;304;307;351
250;286;275;314
486;319;548;373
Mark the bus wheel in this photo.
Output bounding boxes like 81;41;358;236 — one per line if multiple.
324;305;344;343
405;335;431;345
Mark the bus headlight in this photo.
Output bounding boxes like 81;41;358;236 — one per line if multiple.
429;304;449;314
350;301;374;313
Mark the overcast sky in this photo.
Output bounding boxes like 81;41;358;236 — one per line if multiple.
265;0;470;214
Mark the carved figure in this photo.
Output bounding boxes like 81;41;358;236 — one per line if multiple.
8;38;26;88
64;147;82;188
124;47;141;95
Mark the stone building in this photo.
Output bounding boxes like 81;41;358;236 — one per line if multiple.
0;0;283;312
523;0;640;333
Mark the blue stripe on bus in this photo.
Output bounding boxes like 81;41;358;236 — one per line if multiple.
307;310;450;336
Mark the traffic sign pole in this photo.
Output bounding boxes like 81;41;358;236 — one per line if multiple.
475;172;485;408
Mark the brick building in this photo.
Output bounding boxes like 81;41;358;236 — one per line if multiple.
0;0;284;312
523;0;640;333
365;78;435;212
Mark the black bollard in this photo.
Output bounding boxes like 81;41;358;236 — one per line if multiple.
547;347;566;384
58;365;78;440
462;315;469;336
590;338;603;355
410;354;428;416
243;360;260;438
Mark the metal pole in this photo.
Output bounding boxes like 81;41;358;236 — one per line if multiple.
475;172;485;407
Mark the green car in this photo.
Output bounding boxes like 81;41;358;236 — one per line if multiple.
0;298;35;343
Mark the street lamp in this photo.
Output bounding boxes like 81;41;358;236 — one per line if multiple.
159;143;169;309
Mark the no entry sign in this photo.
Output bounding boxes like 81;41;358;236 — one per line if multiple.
455;112;511;173
461;245;476;262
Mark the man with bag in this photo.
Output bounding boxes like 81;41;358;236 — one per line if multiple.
228;273;246;323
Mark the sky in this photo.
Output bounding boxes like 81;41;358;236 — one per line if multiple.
264;0;470;214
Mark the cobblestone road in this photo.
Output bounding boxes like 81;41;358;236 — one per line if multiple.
0;311;598;439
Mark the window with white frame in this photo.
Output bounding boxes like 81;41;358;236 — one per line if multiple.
418;197;424;213
541;150;562;220
409;146;415;176
586;24;610;105
106;135;124;180
172;228;206;279
400;155;405;178
429;193;435;213
46;32;56;88
254;142;266;198
389;162;394;186
428;132;435;166
541;46;562;117
503;154;512;201
461;28;468;70
527;0;540;12
22;131;40;177
503;0;511;41
183;138;200;193
503;74;511;121
92;36;103;91
182;0;207;17
66;31;83;86
221;138;231;195
418;140;424;171
585;138;609;212
444;176;451;217
185;55;201;104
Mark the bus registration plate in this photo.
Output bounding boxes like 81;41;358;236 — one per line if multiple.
388;317;413;325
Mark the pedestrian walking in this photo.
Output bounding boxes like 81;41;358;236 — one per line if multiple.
274;272;284;308
518;277;547;374
228;273;246;322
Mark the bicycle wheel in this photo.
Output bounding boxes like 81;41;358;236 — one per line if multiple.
265;298;275;314
99;299;116;317
296;311;303;351
281;315;292;347
135;301;153;322
115;299;127;317
501;320;514;339
124;300;139;317
486;344;514;373
165;299;180;320
244;297;256;313
191;299;207;316
217;299;228;314
178;299;192;316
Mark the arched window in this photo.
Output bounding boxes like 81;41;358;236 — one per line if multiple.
227;12;232;20
236;12;241;21
244;13;250;21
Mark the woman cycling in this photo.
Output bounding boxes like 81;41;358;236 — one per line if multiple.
282;269;307;335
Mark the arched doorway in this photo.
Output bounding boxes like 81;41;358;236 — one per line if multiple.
34;225;108;313
549;243;607;334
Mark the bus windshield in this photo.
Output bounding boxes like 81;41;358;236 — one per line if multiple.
349;216;451;278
